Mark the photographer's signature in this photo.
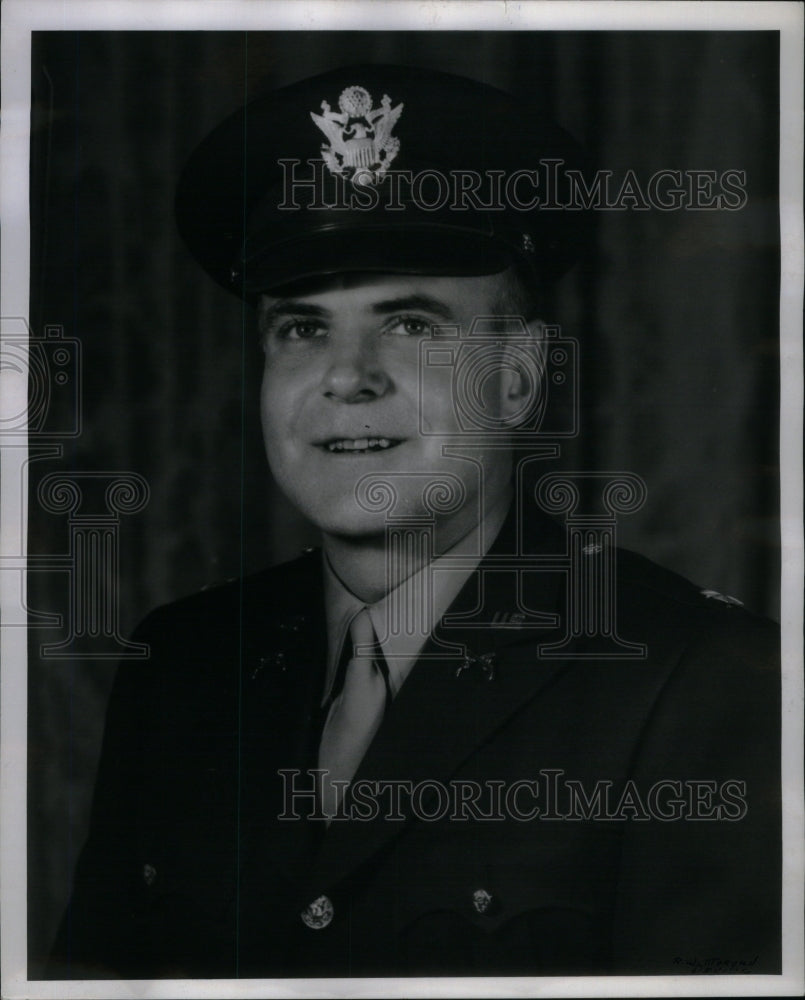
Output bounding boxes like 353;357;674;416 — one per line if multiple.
674;955;759;974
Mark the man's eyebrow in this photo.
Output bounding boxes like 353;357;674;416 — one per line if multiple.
370;295;454;320
260;301;331;324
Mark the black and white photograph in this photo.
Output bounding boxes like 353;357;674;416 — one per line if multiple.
1;1;802;996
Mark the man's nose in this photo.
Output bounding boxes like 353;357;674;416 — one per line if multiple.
320;335;391;402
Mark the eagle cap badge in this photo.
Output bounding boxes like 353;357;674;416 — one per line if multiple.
310;85;403;186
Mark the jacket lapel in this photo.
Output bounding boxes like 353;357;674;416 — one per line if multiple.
295;508;572;907
239;556;328;794
235;557;330;924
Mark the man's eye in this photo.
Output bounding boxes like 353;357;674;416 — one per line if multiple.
280;321;326;341
385;316;432;337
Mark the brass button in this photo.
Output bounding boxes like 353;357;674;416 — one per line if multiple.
472;888;494;914
300;894;334;930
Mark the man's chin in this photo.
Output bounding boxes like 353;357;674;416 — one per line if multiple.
316;521;395;549
296;503;393;542
320;524;390;545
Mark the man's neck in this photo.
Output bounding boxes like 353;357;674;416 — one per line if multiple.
321;486;513;604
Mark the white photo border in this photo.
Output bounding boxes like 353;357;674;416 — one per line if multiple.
2;2;802;998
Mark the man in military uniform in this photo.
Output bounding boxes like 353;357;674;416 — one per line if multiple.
49;65;780;979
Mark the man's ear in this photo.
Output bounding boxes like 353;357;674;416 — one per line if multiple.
498;318;546;427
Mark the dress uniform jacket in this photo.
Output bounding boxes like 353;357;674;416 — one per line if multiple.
50;506;781;979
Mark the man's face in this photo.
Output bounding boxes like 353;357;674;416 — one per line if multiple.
259;272;525;544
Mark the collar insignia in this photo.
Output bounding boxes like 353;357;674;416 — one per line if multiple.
455;652;497;682
311;85;403;186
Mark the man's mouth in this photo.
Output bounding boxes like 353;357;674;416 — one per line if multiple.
319;437;404;454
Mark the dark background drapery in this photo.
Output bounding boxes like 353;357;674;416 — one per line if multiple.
26;30;779;973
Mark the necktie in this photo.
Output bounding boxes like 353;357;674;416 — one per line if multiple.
318;608;389;819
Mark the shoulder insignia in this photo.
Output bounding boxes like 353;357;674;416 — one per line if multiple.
200;575;237;592
700;589;744;607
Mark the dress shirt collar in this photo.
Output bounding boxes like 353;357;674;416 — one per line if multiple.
322;490;511;706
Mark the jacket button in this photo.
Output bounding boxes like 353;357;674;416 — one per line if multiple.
472;888;494;914
300;894;334;929
143;863;157;887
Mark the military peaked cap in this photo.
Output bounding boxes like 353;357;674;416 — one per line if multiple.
175;64;591;298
